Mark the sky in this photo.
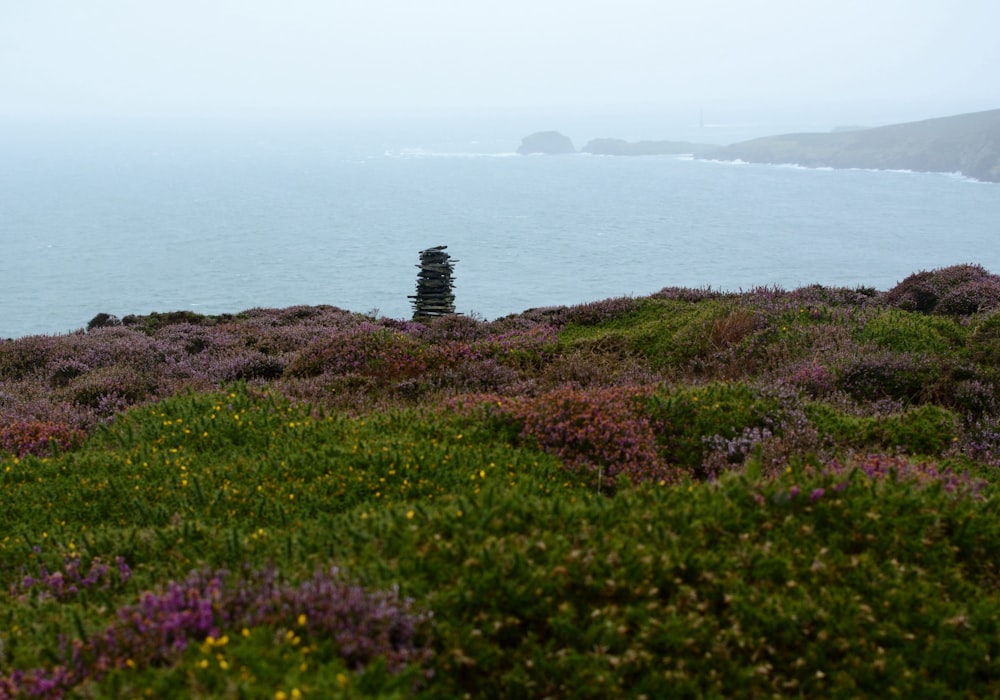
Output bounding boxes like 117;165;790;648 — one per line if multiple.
1;0;998;127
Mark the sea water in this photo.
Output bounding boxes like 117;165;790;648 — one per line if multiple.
2;120;999;339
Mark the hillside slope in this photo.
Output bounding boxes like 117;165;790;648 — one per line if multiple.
700;108;1000;181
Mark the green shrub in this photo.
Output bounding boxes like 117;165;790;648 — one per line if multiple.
560;299;744;372
803;402;869;447
970;309;1000;365
805;403;958;456
873;404;959;455
853;308;964;354
1;382;998;698
323;474;1000;698
644;382;781;476
1;385;580;530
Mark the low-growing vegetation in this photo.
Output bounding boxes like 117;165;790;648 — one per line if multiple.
1;263;999;698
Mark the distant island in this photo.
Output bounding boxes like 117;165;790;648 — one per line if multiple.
517;131;575;155
699;108;1000;182
581;138;720;156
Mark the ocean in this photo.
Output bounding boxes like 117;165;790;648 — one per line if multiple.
3;119;999;339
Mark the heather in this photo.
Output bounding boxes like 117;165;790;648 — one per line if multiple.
1;263;999;698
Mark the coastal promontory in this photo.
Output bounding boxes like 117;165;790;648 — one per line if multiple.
517;131;575;155
699;108;1000;182
582;138;719;156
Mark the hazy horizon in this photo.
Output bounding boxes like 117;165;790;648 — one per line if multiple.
2;0;998;135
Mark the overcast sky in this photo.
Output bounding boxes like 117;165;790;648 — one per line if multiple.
1;0;997;124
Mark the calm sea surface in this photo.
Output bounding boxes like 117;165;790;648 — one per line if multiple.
3;121;999;339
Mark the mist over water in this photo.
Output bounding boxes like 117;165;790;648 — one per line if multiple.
2;119;999;339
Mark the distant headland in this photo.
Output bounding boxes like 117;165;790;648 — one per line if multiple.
517;108;1000;182
699;108;1000;182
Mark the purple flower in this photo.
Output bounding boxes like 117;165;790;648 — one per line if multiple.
0;566;433;699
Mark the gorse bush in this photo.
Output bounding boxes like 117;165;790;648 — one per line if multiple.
559;298;731;373
853;307;962;354
328;471;998;698
805;402;958;456
1;386;590;532
5;444;993;698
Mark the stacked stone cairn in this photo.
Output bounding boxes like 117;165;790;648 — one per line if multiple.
410;246;457;319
